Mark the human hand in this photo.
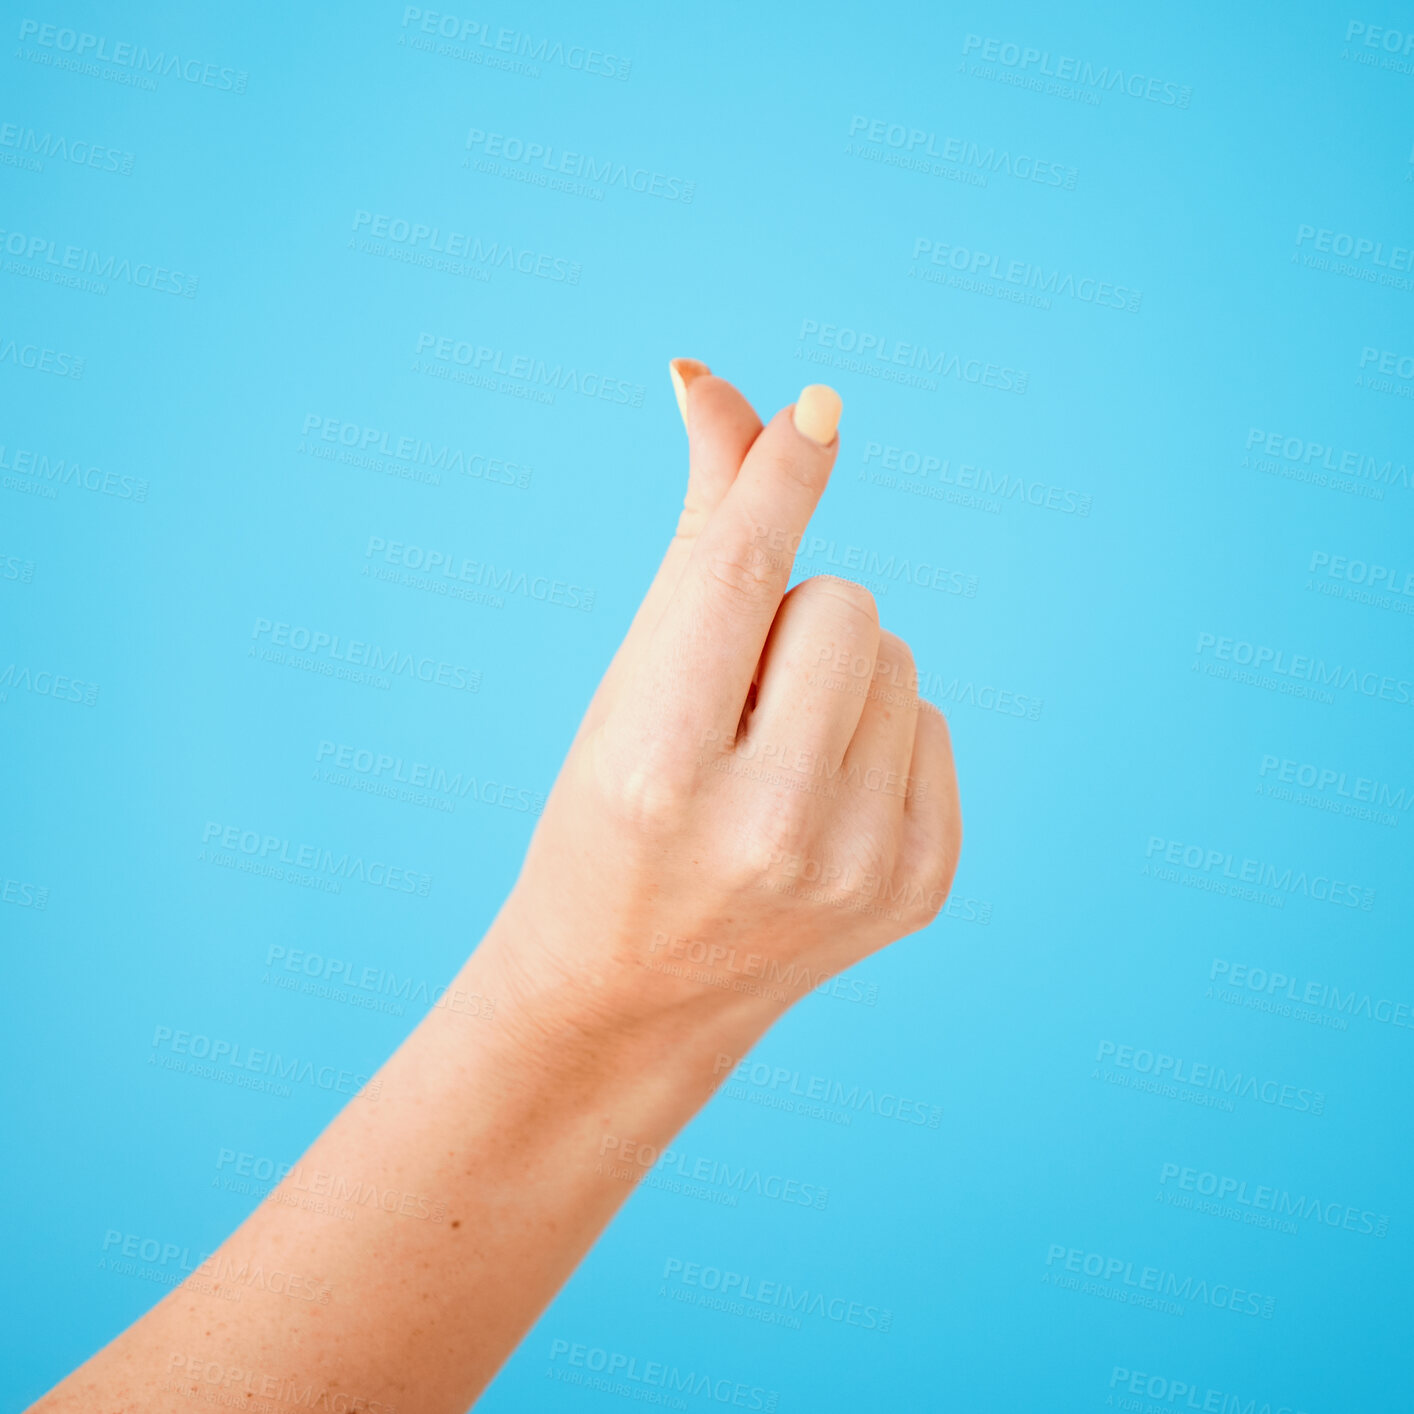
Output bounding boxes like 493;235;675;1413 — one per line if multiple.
489;363;962;1033
25;365;963;1414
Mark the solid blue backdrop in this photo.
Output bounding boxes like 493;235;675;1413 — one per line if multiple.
3;2;1412;1409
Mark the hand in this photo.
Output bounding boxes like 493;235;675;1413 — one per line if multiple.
490;364;962;1032
27;364;964;1414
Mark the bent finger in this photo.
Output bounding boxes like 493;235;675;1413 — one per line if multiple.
841;630;920;812
741;576;880;779
900;701;962;903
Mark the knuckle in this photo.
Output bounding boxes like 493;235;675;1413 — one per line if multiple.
915;700;953;757
794;574;879;627
763;426;831;495
734;808;808;888
921;697;951;736
896;878;942;929
808;830;894;912
920;873;958;926
672;505;708;542
703;545;778;603
911;820;962;924
589;725;697;837
849;836;895;901
700;508;781;604
877;629;914;673
875;630;917;692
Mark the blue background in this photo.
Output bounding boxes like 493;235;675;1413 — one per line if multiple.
4;2;1413;1409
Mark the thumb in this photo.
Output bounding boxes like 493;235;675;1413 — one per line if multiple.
639;362;764;626
670;361;764;544
578;362;763;733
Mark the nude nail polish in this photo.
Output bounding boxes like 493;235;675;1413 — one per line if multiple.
793;384;842;446
669;358;710;427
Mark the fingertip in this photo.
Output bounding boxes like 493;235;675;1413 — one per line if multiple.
669;358;711;428
792;384;843;446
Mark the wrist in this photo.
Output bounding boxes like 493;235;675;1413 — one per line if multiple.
464;892;784;1098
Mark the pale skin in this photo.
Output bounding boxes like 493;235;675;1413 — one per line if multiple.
32;365;961;1413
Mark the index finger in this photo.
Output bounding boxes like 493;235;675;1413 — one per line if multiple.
637;384;843;737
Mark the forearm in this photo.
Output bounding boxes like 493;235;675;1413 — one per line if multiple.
35;905;784;1413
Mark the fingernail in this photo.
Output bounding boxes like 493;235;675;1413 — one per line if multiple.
793;384;842;446
669;358;710;427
